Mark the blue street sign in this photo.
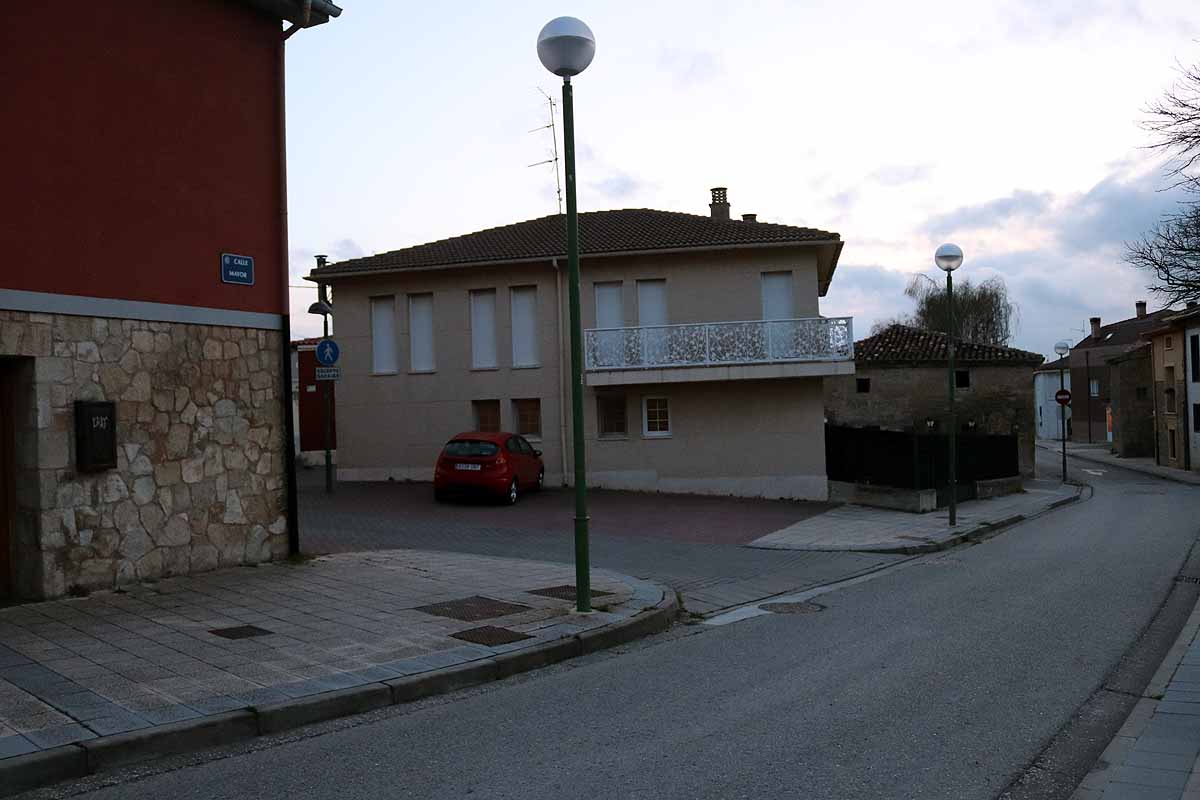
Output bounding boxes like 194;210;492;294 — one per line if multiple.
315;338;340;366
220;253;255;286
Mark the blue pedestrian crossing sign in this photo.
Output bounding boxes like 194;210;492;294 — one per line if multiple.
315;339;340;366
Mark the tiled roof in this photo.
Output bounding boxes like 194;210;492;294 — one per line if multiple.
309;209;838;278
1035;355;1070;372
856;325;1044;366
1072;308;1179;350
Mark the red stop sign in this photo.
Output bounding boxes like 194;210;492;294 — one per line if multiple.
1055;389;1071;406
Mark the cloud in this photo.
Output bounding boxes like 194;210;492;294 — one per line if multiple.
1055;172;1188;252
657;48;722;88
923;190;1054;236
869;164;931;186
590;170;644;200
288;238;368;280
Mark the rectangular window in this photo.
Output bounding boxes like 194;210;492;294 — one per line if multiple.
1193;403;1200;433
470;289;497;369
1169;429;1178;460
760;271;795;319
472;399;500;432
370;296;397;374
408;293;435;372
1166;365;1176;385
1167;389;1177;415
512;398;541;438
1089;378;1100;398
642;396;671;437
1191;334;1199;383
636;279;668;326
510;286;540;367
955;369;971;389
594;282;623;329
1166;335;1174;350
856;377;871;394
597;395;627;438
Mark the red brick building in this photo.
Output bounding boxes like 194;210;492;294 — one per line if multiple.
0;1;341;601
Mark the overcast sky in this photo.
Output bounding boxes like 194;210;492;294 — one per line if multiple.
284;0;1199;356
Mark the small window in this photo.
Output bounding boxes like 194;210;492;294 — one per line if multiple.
505;437;522;454
856;378;871;394
1166;335;1174;350
516;436;537;455
1191;335;1199;383
597;395;627;438
1193;403;1200;434
955;369;970;389
1169;429;1178;460
512;398;541;439
1166;365;1176;385
643;397;671;437
1166;388;1177;415
472;399;500;432
1136;386;1149;401
1089;378;1100;398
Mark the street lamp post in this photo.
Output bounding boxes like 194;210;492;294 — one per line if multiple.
308;259;334;495
935;243;964;527
1054;340;1071;483
538;16;596;613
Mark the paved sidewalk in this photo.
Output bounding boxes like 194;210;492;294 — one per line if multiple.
1038;441;1200;486
1071;598;1200;799
0;550;664;764
747;479;1081;552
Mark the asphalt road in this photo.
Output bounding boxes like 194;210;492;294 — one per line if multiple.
30;453;1199;800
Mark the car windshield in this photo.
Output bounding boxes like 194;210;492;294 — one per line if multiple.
442;440;499;457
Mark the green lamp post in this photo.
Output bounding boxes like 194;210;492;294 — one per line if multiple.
537;16;596;612
935;243;964;527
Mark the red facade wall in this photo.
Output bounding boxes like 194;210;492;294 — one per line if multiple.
3;0;283;315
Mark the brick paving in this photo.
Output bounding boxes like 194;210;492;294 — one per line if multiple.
0;550;661;761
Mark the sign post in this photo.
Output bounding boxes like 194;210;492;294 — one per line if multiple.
315;338;340;494
1055;387;1071;483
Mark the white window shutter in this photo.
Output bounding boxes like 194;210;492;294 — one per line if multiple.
408;294;435;371
370;296;397;373
511;286;539;367
761;271;795;319
470;289;498;368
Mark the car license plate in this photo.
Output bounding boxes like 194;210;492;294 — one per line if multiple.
455;463;481;471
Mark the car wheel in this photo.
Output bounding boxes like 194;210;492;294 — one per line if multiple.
537;469;545;490
434;488;449;503
505;478;518;506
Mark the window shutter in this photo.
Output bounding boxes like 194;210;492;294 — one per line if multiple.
471;289;498;368
370;296;397;373
511;286;539;367
408;294;435;372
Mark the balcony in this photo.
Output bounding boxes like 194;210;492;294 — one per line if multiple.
583;316;855;386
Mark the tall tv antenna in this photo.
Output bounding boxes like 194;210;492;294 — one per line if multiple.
527;87;563;215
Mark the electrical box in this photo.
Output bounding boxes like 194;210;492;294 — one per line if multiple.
75;400;117;472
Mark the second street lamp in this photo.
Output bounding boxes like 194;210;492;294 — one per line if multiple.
537;16;595;613
1054;340;1071;483
935;243;963;527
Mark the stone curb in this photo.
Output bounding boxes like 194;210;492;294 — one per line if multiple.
862;486;1085;556
0;582;677;798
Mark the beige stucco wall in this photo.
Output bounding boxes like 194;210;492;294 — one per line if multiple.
1151;331;1188;469
825;363;1037;477
330;245;832;499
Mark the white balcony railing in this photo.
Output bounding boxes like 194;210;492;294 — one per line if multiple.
584;316;854;371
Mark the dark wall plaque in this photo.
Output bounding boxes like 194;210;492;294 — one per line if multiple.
75;401;117;472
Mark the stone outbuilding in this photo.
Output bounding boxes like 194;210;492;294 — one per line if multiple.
825;325;1044;476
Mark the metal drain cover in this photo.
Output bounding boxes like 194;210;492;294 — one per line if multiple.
527;585;614;601
759;601;825;615
415;595;533;622
450;625;533;646
209;625;273;639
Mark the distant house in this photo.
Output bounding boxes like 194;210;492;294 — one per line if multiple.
1034;356;1071;442
825;325;1043;476
1144;305;1200;471
1106;344;1154;458
309;188;854;501
1068;301;1178;446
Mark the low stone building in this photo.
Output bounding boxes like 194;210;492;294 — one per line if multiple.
825;325;1043;476
1106;344;1155;458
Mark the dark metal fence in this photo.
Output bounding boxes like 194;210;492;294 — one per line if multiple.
825;424;1018;500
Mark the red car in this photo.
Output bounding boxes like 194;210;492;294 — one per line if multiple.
433;431;545;505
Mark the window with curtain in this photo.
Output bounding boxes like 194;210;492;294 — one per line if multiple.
370;296;397;374
510;286;539;367
512;398;541;438
470;289;498;369
408;293;435;372
473;399;500;432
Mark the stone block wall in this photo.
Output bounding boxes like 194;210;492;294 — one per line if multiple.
0;310;286;599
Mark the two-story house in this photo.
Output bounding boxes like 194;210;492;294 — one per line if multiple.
308;189;854;501
1146;304;1200;471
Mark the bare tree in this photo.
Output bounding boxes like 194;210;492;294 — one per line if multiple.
1127;61;1200;304
874;274;1018;346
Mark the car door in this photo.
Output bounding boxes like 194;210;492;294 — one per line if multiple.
517;436;540;481
504;436;529;484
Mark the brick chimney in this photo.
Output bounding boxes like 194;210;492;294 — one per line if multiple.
709;187;730;221
1090;316;1102;338
1135;300;1147;319
742;213;757;223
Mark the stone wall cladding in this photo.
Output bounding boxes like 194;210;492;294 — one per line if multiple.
0;309;286;598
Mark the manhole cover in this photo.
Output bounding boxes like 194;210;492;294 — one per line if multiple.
527;585;614;601
450;625;534;646
415;595;533;622
209;625;273;640
758;601;825;615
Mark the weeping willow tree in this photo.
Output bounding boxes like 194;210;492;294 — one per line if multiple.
871;274;1018;346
